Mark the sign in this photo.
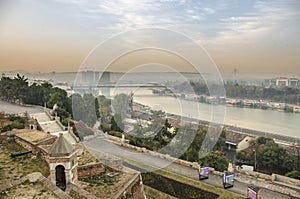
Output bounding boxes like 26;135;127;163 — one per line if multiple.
199;166;209;180
223;172;234;189
199;167;209;175
223;173;234;183
247;186;261;199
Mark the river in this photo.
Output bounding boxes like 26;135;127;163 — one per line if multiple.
121;89;300;139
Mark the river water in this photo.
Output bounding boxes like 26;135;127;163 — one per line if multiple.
124;89;300;139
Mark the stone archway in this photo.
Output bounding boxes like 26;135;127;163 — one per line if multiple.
55;165;66;191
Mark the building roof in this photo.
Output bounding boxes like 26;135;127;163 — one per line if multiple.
13;129;55;144
48;133;74;157
225;131;247;145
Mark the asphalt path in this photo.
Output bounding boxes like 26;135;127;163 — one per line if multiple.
83;136;294;199
0;100;43;114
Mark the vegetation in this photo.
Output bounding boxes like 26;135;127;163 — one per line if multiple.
71;93;100;127
107;106;228;172
236;137;300;179
1;115;26;132
144;185;177;199
124;159;242;199
142;172;219;199
0;135;50;182
199;152;229;172
0;74;101;128
174;81;300;104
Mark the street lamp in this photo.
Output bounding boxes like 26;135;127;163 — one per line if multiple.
253;149;257;171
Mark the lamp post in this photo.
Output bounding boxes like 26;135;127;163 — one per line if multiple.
253;149;257;171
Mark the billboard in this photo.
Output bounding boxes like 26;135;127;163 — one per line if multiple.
247;187;261;199
223;172;234;189
200;167;209;175
223;173;234;183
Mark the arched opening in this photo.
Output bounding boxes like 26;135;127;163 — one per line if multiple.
55;165;66;191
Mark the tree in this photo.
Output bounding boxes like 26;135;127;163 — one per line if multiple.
200;152;229;172
112;94;131;119
213;130;226;151
13;74;28;103
48;87;70;109
82;93;97;127
257;141;287;174
111;114;124;132
95;98;100;118
71;93;85;121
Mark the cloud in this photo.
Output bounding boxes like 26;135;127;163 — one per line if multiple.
202;1;300;45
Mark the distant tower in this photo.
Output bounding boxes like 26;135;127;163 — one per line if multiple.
233;67;238;85
48;133;78;190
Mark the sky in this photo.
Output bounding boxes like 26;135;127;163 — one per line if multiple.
0;0;299;77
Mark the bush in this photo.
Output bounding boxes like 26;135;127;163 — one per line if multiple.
1;121;24;132
285;170;300;180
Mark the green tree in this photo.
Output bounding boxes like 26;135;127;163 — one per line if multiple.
82;93;97;127
13;74;28;103
200;152;229;172
112;94;130;119
111;114;124;132
95;98;100;118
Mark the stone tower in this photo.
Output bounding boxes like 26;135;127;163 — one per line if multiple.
48;133;78;190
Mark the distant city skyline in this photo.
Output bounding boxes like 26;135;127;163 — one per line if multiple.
0;0;300;76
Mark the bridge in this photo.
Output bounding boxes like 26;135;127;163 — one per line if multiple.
73;83;166;88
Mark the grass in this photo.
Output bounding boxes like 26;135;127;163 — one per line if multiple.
0;135;49;183
144;185;177;199
122;158;243;199
69;190;88;199
81;171;135;198
0;180;58;199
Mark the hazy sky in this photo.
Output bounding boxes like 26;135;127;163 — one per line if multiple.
0;0;299;76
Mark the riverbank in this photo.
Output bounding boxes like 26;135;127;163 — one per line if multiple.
133;101;300;144
151;89;300;113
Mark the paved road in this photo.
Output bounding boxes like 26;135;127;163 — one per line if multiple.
0;100;43;114
83;136;295;199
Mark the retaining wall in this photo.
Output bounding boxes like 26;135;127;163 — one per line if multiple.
77;163;105;179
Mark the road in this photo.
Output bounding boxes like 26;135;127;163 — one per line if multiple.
0;100;43;114
83;136;295;199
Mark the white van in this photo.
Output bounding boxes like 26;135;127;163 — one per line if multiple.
241;165;254;172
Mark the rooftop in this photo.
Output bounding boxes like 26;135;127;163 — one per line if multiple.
226;131;247;145
13;129;55;144
48;133;75;157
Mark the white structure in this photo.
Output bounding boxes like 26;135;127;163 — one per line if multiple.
275;77;289;87
48;133;78;189
275;77;298;87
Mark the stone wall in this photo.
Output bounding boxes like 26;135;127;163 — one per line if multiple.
77;163;105;179
15;134;56;154
106;134;300;198
272;173;300;187
14;136;33;152
113;173;145;199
